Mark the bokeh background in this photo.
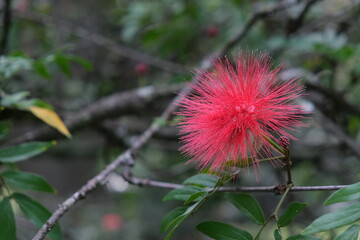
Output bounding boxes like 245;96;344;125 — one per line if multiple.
1;0;360;239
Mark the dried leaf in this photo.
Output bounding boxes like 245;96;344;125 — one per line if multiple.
29;106;71;138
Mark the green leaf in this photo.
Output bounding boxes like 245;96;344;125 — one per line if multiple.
183;174;220;188
2;170;56;193
12;193;62;240
334;224;360;240
325;182;360;205
160;207;188;232
274;229;282;240
163;227;178;240
225;193;265;225
33;61;52;79
0;141;56;163
183;191;207;205
286;235;321;240
163;186;204;202
196;221;253;240
54;54;72;78
12;98;53;110
278;202;307;227
67;55;93;70
302;202;360;235
161;201;201;239
0;92;53;110
25;99;53;109
0;91;29;107
0;197;16;240
0;56;33;79
0;121;11;140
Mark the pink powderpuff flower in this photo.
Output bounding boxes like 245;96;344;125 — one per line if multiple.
177;52;306;173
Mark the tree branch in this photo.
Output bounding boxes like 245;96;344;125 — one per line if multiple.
286;0;318;35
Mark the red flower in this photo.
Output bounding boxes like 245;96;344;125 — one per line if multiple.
177;52;306;173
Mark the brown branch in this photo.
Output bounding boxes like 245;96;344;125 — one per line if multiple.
219;185;347;192
286;0;318;35
32;0;320;239
11;84;184;144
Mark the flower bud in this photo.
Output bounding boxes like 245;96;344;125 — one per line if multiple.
278;136;291;148
134;63;149;76
205;25;219;38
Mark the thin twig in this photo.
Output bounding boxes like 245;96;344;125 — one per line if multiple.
123;175;347;192
283;147;293;185
286;0;318;34
220;185;347;192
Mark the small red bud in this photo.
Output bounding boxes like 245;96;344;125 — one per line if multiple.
134;63;149;76
205;25;219;38
278;136;291;148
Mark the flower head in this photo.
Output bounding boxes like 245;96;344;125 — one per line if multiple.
177;52;306;173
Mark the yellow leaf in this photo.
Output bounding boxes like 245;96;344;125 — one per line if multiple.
29;106;72;138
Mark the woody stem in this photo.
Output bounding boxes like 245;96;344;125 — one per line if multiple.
284;147;292;184
254;183;293;240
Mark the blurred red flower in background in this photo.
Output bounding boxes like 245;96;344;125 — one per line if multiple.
205;25;219;38
101;213;123;232
134;62;149;76
177;52;306;173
